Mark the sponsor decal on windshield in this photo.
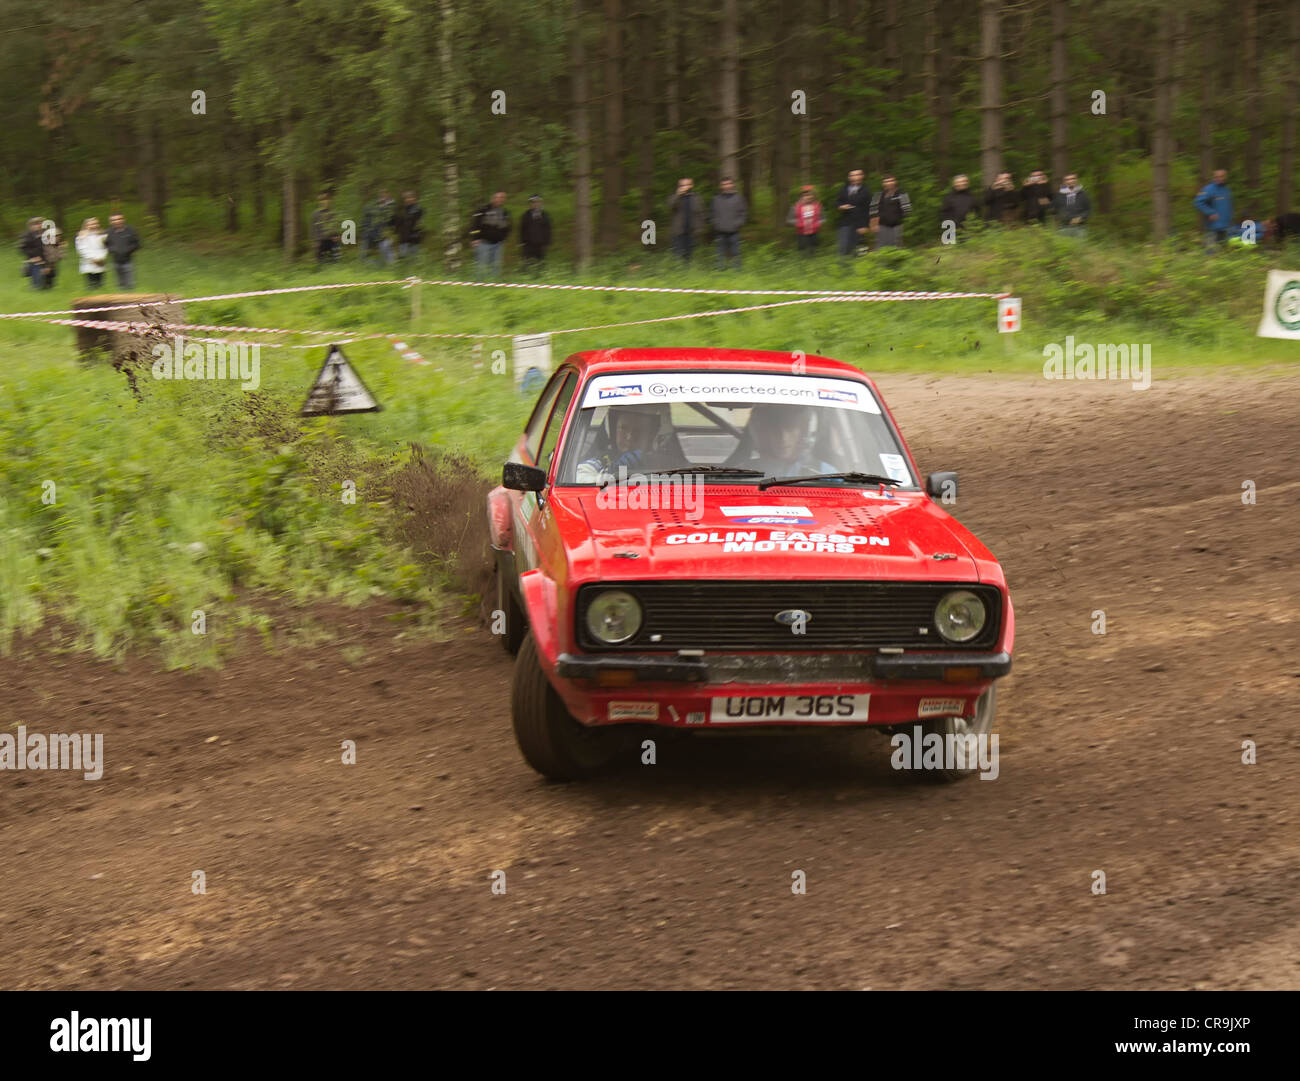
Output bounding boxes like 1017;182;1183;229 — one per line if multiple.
878;452;911;484
581;372;881;412
598;383;643;399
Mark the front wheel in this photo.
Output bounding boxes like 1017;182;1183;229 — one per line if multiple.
913;685;998;784
511;633;623;781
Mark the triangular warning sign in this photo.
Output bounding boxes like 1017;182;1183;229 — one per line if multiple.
300;344;382;416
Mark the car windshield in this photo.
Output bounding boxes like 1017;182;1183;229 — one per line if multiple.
554;371;916;487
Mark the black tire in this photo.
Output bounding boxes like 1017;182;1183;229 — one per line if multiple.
913;684;998;784
494;559;526;655
511;632;623;781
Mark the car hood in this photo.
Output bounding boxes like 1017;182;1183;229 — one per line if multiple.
565;488;981;581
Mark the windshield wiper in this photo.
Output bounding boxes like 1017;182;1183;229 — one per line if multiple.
661;466;767;477
757;471;902;490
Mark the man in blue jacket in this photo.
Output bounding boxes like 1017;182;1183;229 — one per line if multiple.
1195;169;1235;251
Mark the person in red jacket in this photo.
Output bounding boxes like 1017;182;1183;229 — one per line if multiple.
788;186;823;255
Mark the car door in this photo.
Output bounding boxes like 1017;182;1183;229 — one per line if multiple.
512;368;578;576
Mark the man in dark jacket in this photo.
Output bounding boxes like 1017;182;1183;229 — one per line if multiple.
362;188;396;265
310;193;340;264
1022;169;1053;224
984;172;1020;224
1054;172;1091;237
834;168;872;256
106;213;141;288
710;177;748;269
396;190;424;258
19;217;48;289
470;191;511;276
519;194;552;270
1270;212;1300;245
668;177;702;262
938;175;980;239
869;174;911;248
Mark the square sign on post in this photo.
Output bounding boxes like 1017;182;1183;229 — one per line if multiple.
998;297;1021;333
513;333;552;394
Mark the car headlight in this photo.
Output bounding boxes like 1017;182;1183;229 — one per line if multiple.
585;590;643;644
934;590;987;643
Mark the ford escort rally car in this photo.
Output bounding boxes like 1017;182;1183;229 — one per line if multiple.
487;348;1014;781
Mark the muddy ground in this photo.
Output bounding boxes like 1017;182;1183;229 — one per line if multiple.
2;369;1297;990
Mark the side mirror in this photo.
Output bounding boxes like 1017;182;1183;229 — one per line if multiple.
503;462;547;493
926;471;958;500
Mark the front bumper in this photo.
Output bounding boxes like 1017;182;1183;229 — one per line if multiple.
557;650;1012;682
550;650;1012;727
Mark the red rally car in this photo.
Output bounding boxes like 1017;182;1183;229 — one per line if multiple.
486;348;1014;781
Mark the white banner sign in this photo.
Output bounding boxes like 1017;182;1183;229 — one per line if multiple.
1257;270;1300;340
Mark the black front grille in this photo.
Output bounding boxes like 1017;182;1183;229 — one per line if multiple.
576;581;1002;651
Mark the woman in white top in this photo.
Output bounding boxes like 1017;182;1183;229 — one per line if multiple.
75;217;108;288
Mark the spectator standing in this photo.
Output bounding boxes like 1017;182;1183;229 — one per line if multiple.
939;174;980;237
1195;169;1235;251
43;226;66;288
106;213;141;288
710;176;748;269
1054;172;1091;237
668;177;702;262
19;217;48;290
1023;169;1053;224
1269;211;1300;245
787;186;822;254
362;188;396;265
470;191;511;276
311;193;340;264
519;194;552;270
984;172;1020;224
395;190;424;258
834;168;872;256
76;218;108;289
870;175;911;248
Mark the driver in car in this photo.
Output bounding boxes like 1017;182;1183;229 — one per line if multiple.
745;403;836;478
575;404;668;483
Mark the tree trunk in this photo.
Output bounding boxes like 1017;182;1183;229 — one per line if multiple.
572;0;595;268
1049;0;1068;183
1278;2;1300;216
884;0;902;102
1151;11;1174;239
252;145;265;229
281;118;298;259
665;5;680;176
636;7;655;231
1244;0;1261;193
598;0;625;252
934;2;953;182
1198;17;1214;183
439;0;462;267
978;0;1002;185
719;0;740;179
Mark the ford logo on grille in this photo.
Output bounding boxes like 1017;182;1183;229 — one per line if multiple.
774;609;811;627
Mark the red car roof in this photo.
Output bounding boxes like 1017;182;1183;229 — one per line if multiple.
564;347;872;382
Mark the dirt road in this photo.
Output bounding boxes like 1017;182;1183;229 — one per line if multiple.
3;369;1297;989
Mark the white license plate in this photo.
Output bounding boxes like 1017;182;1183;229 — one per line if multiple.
709;693;870;723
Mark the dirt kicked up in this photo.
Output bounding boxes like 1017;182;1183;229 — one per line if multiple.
2;369;1297;990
